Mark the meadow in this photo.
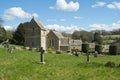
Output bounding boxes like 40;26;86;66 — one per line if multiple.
0;48;120;80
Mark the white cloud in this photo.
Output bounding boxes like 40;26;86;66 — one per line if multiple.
60;19;66;22
92;2;106;8
107;2;120;9
89;21;120;31
74;16;82;19
45;24;81;33
4;25;14;30
3;7;39;20
49;0;80;12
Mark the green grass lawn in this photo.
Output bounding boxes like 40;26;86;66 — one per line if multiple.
0;48;120;80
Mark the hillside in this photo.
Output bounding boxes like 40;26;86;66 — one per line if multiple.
0;48;120;80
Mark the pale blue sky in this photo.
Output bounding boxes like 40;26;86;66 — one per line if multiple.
0;0;120;33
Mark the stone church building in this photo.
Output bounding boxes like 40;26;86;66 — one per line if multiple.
25;18;82;51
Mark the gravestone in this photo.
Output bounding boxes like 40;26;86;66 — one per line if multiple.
94;51;98;57
8;47;13;53
86;52;90;63
39;47;45;64
74;50;79;56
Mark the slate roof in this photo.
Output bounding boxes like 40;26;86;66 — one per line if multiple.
31;18;46;30
52;30;64;39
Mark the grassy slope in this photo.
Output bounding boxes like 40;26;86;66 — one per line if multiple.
0;48;120;80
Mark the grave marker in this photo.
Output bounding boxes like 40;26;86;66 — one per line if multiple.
86;52;90;63
39;47;45;64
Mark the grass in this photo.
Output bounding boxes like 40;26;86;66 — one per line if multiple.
0;48;120;80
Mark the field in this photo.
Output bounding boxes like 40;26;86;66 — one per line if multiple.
0;48;120;80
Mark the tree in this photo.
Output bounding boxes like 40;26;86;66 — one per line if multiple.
0;27;6;43
6;30;14;41
94;32;103;44
12;22;29;45
72;30;94;42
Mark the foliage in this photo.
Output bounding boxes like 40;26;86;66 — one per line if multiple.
0;48;120;80
82;43;89;53
95;45;102;54
12;22;29;45
105;61;116;68
56;50;62;54
72;30;94;42
47;48;53;53
6;30;14;41
109;45;117;55
0;26;6;43
94;32;103;44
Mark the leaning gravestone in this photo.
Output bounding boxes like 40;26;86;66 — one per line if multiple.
39;47;45;64
8;46;13;53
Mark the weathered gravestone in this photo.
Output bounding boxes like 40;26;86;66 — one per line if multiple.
8;47;13;53
94;51;98;57
74;50;79;56
86;52;90;63
39;47;45;64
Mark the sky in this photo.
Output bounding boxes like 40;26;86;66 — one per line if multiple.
0;0;120;33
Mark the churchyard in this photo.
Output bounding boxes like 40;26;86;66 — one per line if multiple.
0;46;120;80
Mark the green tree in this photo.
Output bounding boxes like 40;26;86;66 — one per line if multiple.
12;22;29;45
94;32;103;44
72;30;94;42
0;27;6;43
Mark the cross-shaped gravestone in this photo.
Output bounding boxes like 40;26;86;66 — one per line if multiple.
39;47;45;64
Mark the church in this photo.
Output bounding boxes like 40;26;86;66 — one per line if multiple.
25;18;82;51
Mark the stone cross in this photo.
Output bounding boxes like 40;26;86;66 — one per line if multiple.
39;47;45;64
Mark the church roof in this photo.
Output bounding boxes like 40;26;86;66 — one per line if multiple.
31;18;46;30
52;30;64;39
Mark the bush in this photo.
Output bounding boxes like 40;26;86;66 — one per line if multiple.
109;45;117;55
56;50;62;54
105;61;116;68
95;45;102;54
82;43;89;53
47;48;53;53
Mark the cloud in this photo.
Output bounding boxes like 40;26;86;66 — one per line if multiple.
92;2;106;8
107;2;120;9
89;21;120;31
45;24;81;33
4;25;14;30
74;16;82;19
3;7;39;20
49;0;80;12
60;19;66;22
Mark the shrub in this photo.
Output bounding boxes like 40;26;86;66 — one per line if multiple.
109;45;117;55
95;45;102;54
47;48;53;53
82;43;89;53
105;61;116;68
56;50;62;54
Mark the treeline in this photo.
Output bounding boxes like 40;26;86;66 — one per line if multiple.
0;22;29;45
91;29;120;35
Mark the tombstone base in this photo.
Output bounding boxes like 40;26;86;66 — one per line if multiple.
39;62;45;64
